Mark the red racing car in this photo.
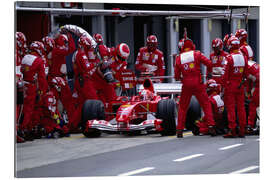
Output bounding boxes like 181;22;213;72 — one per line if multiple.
81;78;177;138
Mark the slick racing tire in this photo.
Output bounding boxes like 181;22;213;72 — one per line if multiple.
82;99;105;138
157;99;177;136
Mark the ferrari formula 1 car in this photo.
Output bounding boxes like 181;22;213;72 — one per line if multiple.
81;78;177;137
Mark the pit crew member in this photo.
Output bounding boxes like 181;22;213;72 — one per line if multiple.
109;43;130;82
90;44;118;105
20;41;48;141
47;32;76;127
174;36;216;138
135;35;165;82
16;32;28;143
194;79;225;135
208;38;228;84
48;32;76;80
70;35;99;130
93;33;104;45
42;36;55;76
235;29;254;61
222;35;249;138
245;60;260;134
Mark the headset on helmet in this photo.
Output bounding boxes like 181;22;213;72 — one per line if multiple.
93;33;104;44
42;36;55;53
146;35;158;52
78;35;92;51
29;41;45;57
227;35;240;51
116;43;130;61
212;38;223;53
235;29;248;42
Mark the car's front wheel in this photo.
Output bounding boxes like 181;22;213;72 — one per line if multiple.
156;99;177;136
81;99;105;138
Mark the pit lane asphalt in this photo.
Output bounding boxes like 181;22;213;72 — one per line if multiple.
16;132;259;177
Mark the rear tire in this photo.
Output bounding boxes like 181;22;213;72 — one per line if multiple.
81;99;105;138
157;99;177;136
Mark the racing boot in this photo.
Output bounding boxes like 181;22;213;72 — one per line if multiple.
192;120;200;136
223;128;237;138
245;125;254;135
208;126;217;137
176;130;183;138
32;126;42;139
16;135;25;143
20;130;34;141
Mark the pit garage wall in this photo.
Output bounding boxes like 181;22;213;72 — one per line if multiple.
16;2;259;74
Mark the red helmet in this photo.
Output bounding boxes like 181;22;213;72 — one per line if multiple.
50;77;66;92
29;41;45;56
42;36;55;53
93;33;103;44
16;32;27;49
235;29;248;42
16;32;28;55
146;35;158;52
212;38;223;53
55;34;68;46
139;89;154;101
78;35;92;51
227;35;240;51
182;39;195;52
116;43;130;61
206;79;220;94
98;45;109;61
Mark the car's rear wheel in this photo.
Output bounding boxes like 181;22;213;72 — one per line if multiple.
157;99;177;136
81;99;105;138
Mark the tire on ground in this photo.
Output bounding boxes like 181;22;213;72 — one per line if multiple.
156;99;177;136
81;99;105;138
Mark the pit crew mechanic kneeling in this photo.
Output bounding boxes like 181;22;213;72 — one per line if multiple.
194;79;225;135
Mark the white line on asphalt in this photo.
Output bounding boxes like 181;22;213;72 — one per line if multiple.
256;138;260;141
230;165;259;174
219;143;243;151
118;167;155;176
173;154;204;162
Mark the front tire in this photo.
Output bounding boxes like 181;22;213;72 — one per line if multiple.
156;99;177;136
81;99;105;138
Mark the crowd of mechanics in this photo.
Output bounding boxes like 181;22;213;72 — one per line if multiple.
15;25;259;143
